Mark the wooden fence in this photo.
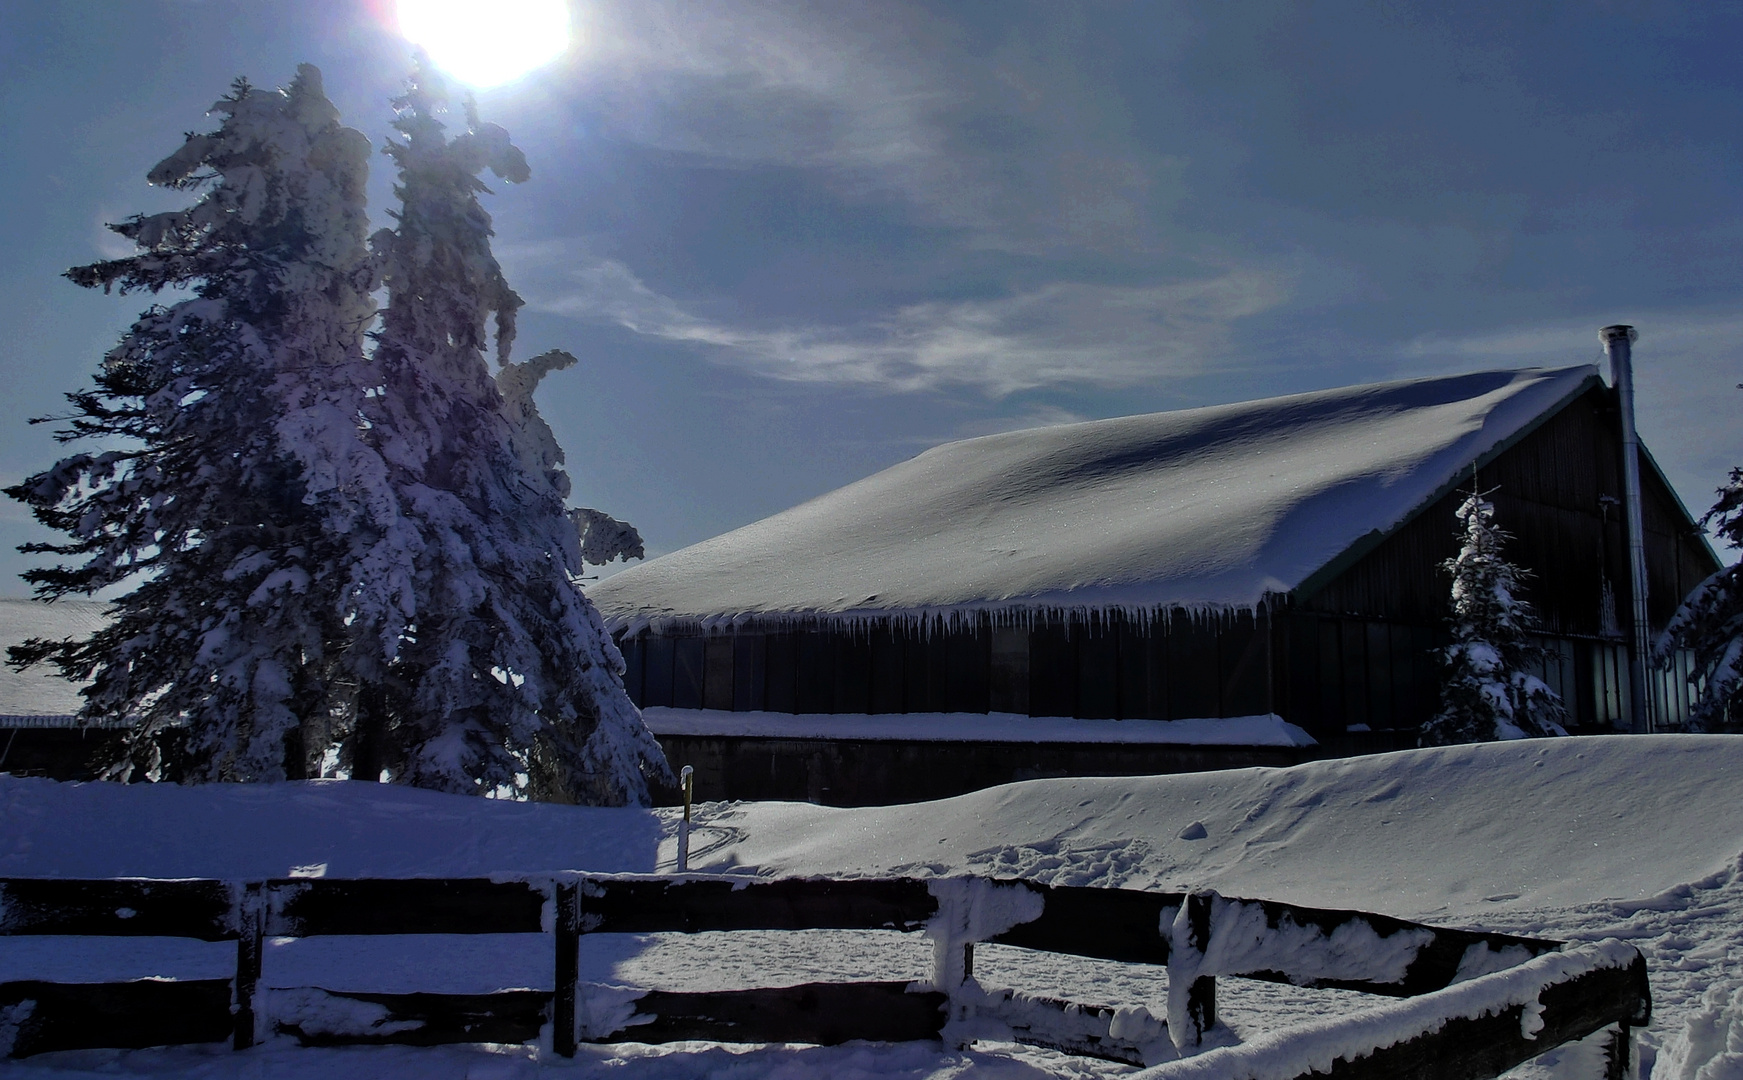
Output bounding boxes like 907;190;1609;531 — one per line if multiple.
0;874;1648;1077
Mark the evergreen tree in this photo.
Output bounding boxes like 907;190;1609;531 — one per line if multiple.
4;67;393;782
353;65;670;804
1656;450;1743;731
1422;492;1569;745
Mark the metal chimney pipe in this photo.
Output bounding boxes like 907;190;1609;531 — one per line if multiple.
1601;324;1654;733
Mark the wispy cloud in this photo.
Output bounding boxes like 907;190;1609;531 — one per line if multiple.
525;253;1293;396
576;1;1178;256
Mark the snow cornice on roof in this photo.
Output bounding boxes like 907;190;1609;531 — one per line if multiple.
589;366;1603;636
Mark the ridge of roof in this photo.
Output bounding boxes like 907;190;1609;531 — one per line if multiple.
588;365;1603;633
1289;367;1603;602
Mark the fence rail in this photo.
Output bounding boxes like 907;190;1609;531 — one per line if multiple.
0;874;1647;1077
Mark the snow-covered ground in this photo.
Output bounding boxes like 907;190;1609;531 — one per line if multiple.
4;734;1743;1079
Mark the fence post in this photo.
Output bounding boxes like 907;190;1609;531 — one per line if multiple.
1166;892;1218;1049
233;881;264;1050
553;880;580;1058
1185;893;1216;1041
676;766;694;873
1602;1024;1634;1080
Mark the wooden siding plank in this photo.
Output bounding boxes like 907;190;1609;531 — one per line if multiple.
765;633;798;714
673;638;705;710
733;633;766;712
643;637;675;709
988;885;1171;965
989;627;1029;715
619;635;644;707
1167;621;1218;720
703;637;735;712
870;629;905;714
924;634;951;713
833;635;872;715
946;624;990;714
1076;623;1118;719
1365;621;1393;729
1339;620;1368;730
270;879;547;937
1116;620;1149;721
1219;613;1267;719
1317;620;1343;732
0;879;234;940
277;989;550;1047
1028;622;1076;719
901;633;932;713
2;979;234;1056
1147;623;1170;721
578;877;937;934
585;982;947;1047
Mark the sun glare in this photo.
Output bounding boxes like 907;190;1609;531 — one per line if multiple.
397;0;573;89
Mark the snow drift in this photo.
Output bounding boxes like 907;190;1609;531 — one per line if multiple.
6;734;1743;1079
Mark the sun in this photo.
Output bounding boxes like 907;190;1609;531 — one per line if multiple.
396;0;573;89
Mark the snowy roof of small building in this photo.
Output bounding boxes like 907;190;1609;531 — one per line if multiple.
590;365;1603;631
0;598;108;721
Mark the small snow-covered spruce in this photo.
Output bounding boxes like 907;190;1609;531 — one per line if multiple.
1655;446;1743;731
1422;492;1569;745
4;67;394;782
357;62;669;804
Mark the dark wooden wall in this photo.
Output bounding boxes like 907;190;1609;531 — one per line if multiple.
621;613;1272;724
617;383;1720;745
1300;385;1717;635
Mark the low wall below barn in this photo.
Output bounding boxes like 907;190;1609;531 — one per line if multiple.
654;733;1311;807
0;726;124;781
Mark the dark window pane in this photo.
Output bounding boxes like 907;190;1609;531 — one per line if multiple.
1573;638;1596;727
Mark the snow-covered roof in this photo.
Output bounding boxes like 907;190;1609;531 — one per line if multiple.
0;598;108;722
590;365;1601;631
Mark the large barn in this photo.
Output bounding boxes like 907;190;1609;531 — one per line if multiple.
590;364;1720;803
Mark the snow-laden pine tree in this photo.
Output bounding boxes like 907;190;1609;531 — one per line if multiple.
5;66;395;782
1656;455;1743;730
355;65;670;804
1421;492;1569;745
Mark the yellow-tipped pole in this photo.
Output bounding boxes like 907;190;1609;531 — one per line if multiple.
677;765;694;872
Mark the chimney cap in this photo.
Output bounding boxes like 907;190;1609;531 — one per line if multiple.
1600;324;1638;344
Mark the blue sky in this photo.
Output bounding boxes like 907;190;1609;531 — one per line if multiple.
2;1;1740;595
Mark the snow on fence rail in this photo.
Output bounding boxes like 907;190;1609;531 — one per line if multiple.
0;874;1648;1076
